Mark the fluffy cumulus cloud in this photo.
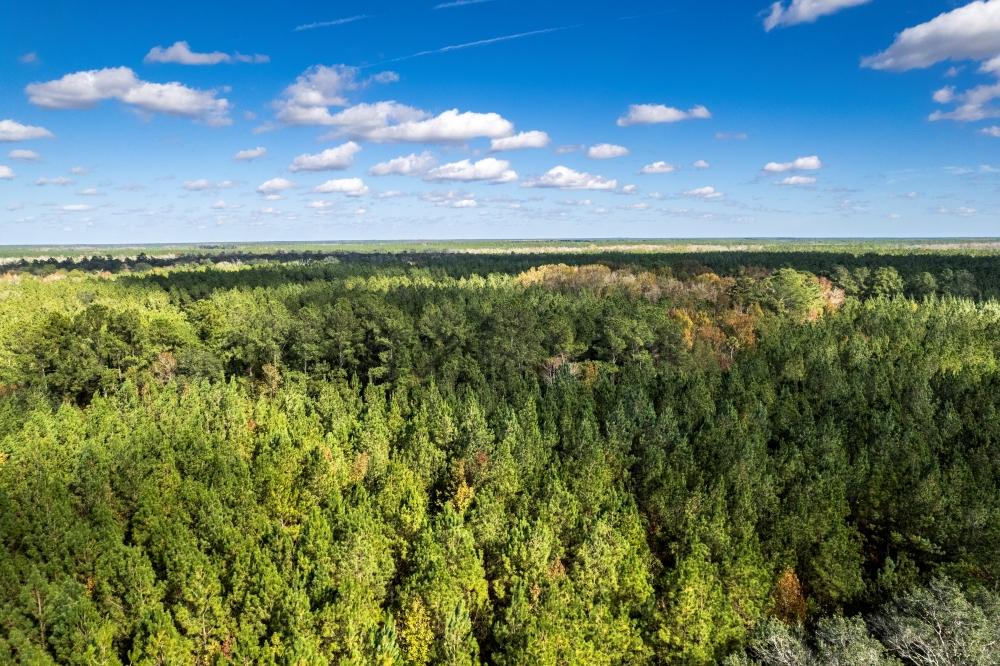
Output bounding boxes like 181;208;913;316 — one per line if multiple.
144;41;269;65
425;157;517;183
363;109;515;143
862;2;1000;122
639;161;676;174
26;67;230;125
257;177;294;194
982;125;1000;136
0;165;14;180
693;160;711;169
490;130;550;151
863;1;1000;71
683;186;723;199
779;175;817;185
273;65;403;127
276;65;364;119
0;119;54;141
8;149;39;161
587;143;629;159
617;104;711;126
288;141;361;172
933;86;956;104
234;147;267;161
763;0;871;31
930;80;1000;121
763;155;822;172
314;177;369;196
275;102;420;138
369;152;437;176
525;165;618;190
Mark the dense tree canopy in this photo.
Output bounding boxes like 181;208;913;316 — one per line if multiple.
0;248;998;664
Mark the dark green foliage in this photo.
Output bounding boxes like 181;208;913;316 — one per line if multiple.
1;251;998;664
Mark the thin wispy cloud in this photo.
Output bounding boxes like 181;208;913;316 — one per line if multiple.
294;15;371;32
434;0;497;8
381;26;576;64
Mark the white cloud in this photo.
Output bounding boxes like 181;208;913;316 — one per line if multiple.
19;52;38;64
435;0;496;8
363;109;515;143
617;104;711;126
273;65;400;126
8;149;39;161
0;119;54;141
693;159;711;169
763;0;871;32
26;67;230;125
426;157;517;183
183;179;212;191
144;41;268;65
524;165;618;190
288;141;361;171
70;166;87;175
257;177;294;194
369;151;437;176
490;130;550;151
234;146;267;161
314;177;369;196
763;155;822;172
121;83;231;125
314;102;428;135
211;200;241;209
779;175;817;185
384;27;572;64
36;177;73;186
863;1;1000;71
450;198;478;208
183;179;234;191
78;188;100;196
0;166;13;180
307;200;335;210
277;65;359;114
621;184;639;195
982;125;1000;136
933;86;956;103
683;186;723;199
294;15;370;32
928;81;1000;121
639;161;676;174
937;205;978;217
61;204;94;212
587;143;629;159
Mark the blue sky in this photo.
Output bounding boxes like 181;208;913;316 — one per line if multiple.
2;0;1000;243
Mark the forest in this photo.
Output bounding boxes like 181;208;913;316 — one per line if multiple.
0;244;998;665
